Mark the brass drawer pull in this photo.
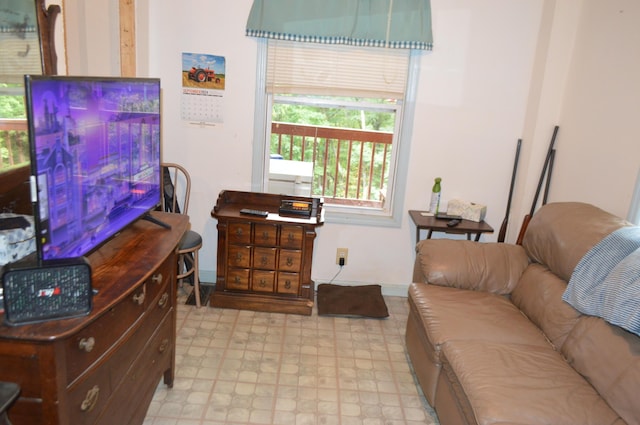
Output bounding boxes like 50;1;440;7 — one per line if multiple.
236;228;243;236
235;252;243;262
158;292;169;308
78;337;95;353
260;256;268;265
286;257;294;266
284;280;292;289
262;231;269;240
132;292;145;305
152;273;163;284
234;276;241;284
158;338;170;353
259;279;266;287
81;385;100;412
287;233;295;242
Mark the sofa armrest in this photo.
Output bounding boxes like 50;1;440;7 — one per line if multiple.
413;239;529;295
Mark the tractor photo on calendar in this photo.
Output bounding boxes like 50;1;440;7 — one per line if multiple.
188;67;220;84
181;52;226;90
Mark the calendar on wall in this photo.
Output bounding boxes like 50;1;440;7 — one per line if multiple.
181;52;226;125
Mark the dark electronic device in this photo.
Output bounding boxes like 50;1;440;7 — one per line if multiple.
2;257;92;326
279;199;313;217
25;75;163;263
240;208;269;217
447;219;461;227
436;212;462;220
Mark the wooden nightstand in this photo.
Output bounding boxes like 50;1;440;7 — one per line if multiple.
211;191;324;315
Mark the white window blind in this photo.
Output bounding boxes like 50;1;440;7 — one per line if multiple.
266;40;409;99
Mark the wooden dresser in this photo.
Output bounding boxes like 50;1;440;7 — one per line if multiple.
0;211;188;425
211;191;324;315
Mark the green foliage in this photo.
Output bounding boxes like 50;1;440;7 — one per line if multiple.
0;84;26;118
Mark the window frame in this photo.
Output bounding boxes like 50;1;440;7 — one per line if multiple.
251;39;421;227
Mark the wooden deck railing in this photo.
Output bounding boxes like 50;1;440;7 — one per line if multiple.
0;119;29;171
271;122;392;205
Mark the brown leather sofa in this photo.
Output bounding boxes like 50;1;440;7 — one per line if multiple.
406;202;640;425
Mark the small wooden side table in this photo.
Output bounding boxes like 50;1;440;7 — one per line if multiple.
409;210;494;244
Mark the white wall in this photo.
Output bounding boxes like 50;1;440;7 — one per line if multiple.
61;0;640;295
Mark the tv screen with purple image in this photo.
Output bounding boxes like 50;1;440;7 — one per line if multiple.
24;75;162;262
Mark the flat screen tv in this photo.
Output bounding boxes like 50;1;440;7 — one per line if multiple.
24;75;162;262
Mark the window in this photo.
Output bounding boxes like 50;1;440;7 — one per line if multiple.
252;40;420;226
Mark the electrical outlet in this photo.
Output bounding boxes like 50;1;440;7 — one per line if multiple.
336;248;348;265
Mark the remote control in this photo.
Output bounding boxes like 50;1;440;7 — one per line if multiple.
240;208;269;217
447;219;461;227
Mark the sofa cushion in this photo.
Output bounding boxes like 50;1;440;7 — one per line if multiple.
440;340;622;425
511;263;582;349
522;202;628;281
562;316;640;425
408;283;550;352
413;239;529;294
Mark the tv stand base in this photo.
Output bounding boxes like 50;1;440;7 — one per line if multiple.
143;213;172;229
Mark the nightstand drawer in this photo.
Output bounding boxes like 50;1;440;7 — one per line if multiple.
252;270;275;292
228;245;252;268
229;222;251;244
254;223;278;246
227;268;250;290
279;250;302;272
280;225;303;249
253;247;277;269
277;272;300;295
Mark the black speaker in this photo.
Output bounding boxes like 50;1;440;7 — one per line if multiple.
2;257;92;326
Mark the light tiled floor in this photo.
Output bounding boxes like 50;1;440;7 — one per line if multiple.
143;290;439;425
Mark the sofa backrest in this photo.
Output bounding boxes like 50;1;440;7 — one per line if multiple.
521;202;630;281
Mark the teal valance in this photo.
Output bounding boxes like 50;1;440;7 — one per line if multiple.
246;0;433;50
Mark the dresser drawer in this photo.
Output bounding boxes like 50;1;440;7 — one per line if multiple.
280;225;303;249
109;282;172;386
64;287;147;385
142;256;174;310
228;245;252;268
252;270;275;292
277;272;300;295
227;268;250;290
253;247;277;269
254;223;278;246
67;357;113;425
228;222;251;244
278;250;302;272
97;314;173;425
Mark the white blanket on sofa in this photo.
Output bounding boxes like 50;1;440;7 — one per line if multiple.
562;226;640;337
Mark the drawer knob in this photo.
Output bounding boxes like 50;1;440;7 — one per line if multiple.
132;292;145;305
236;228;243;236
152;273;163;284
159;338;170;353
158;292;169;308
262;231;269;240
79;337;95;353
286;257;294;266
259;279;266;287
260;256;268;265
81;385;100;412
234;276;241;284
235;252;243;262
284;280;292;289
287;233;295;242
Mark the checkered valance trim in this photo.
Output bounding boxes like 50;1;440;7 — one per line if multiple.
246;29;433;51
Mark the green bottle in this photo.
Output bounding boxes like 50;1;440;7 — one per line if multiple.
429;177;441;214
